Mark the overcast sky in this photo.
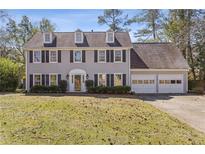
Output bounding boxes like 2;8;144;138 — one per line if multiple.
2;9;147;42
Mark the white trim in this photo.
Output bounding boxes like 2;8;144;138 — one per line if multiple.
25;51;28;91
131;69;189;72
33;73;42;86
106;32;114;43
43;33;52;44
114;50;122;63
128;49;131;86
33;50;41;63
49;73;58;86
98;50;106;63
98;73;107;86
73;50;82;63
49;50;57;63
75;32;84;43
114;73;123;86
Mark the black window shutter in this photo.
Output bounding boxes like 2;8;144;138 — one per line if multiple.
123;74;126;86
58;50;61;63
42;74;45;85
29;51;33;63
94;74;98;87
94;50;98;62
110;50;114;62
106;50;109;62
46;74;49;86
46;50;49;63
41;51;45;63
106;74;110;87
82;50;86;63
58;74;61;85
111;74;114;87
29;74;33;89
123;50;126;62
70;50;73;63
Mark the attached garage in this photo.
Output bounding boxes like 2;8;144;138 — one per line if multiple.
130;43;189;94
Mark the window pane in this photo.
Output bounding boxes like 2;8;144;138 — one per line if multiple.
98;74;106;86
34;75;41;85
108;32;114;42
50;51;57;62
138;80;143;84
76;32;82;42
99;50;106;62
177;80;182;84
171;80;176;84
115;50;122;62
45;34;50;42
50;75;57;86
114;74;122;86
159;80;164;84
34;51;41;62
74;51;82;62
144;80;149;84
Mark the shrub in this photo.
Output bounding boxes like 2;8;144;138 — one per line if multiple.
59;80;67;93
0;58;19;92
188;80;205;94
30;85;61;93
85;80;94;89
87;86;131;94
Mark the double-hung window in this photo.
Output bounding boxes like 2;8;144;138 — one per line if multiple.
75;32;83;43
98;50;106;62
74;50;82;63
114;50;122;62
34;74;41;85
98;74;106;86
50;51;57;63
114;74;122;86
33;51;41;63
50;74;57;86
106;32;114;43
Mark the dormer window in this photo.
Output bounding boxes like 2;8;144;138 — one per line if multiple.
44;33;52;44
75;30;83;43
106;31;114;43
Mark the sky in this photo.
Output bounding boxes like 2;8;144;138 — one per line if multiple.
2;9;145;42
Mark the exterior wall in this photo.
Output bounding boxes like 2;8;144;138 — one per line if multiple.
131;70;188;93
26;49;130;91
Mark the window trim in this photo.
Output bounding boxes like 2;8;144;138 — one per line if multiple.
106;32;114;43
44;33;52;44
98;50;106;63
75;32;83;43
114;73;123;86
73;50;82;63
49;50;57;63
33;50;41;63
98;73;107;86
114;50;122;63
33;73;42;86
49;73;58;86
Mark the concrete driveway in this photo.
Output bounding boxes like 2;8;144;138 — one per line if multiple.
139;94;205;134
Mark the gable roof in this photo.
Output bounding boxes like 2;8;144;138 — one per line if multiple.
23;31;132;49
131;42;189;69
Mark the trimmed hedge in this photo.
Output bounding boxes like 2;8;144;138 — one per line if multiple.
30;85;61;93
85;80;94;89
88;86;131;94
59;80;67;93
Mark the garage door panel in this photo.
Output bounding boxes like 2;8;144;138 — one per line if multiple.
131;74;157;93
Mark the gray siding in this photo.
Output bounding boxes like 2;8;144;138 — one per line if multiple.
26;49;130;90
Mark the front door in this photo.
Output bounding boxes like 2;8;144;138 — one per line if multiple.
74;75;81;91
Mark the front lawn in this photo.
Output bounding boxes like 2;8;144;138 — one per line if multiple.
0;93;205;144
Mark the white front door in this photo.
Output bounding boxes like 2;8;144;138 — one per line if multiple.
131;74;157;93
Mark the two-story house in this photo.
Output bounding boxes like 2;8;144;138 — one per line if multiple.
24;29;189;93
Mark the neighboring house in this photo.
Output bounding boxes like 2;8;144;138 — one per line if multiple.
23;29;189;93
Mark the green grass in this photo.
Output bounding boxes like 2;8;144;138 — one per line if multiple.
0;93;205;144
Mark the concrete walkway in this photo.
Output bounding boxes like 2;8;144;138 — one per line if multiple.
139;94;205;134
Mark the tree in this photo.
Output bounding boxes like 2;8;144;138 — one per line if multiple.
126;9;165;42
6;16;37;63
164;9;205;80
39;18;55;32
98;9;128;32
0;10;8;21
0;57;19;91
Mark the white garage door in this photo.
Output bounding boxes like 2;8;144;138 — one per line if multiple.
131;74;157;93
158;74;184;93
